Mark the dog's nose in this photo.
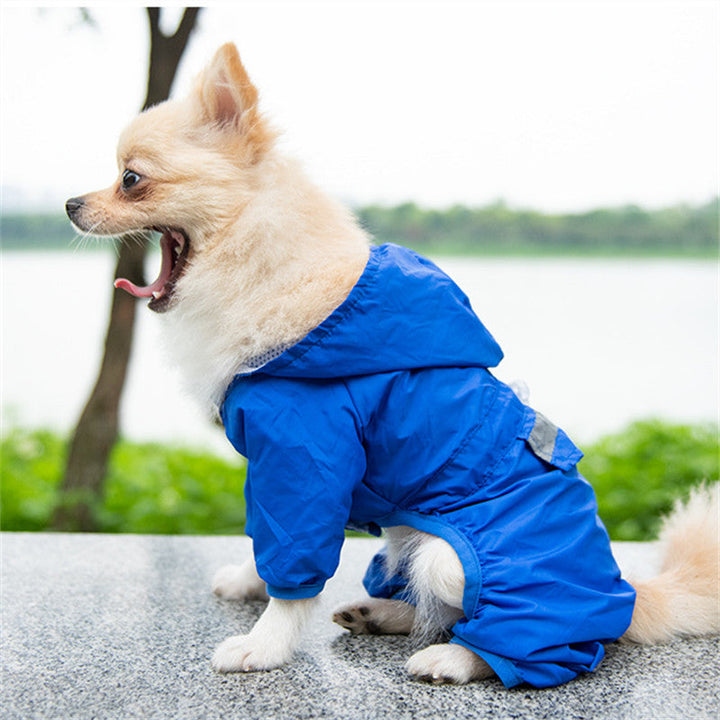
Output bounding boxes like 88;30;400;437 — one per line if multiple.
65;197;84;220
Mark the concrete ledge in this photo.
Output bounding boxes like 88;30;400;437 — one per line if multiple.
2;533;718;719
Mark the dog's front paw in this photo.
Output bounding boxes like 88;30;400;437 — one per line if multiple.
212;563;268;601
406;643;493;685
212;633;291;673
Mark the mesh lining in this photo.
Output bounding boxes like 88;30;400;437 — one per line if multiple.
236;344;292;374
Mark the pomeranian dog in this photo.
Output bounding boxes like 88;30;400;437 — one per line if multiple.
66;43;719;688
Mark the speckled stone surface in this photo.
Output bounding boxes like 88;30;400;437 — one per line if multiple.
2;533;718;719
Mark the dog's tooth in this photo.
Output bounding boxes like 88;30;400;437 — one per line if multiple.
152;291;164;300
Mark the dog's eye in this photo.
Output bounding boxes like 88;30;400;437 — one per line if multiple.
122;170;141;190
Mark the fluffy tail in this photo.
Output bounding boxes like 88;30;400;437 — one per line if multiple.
623;483;719;644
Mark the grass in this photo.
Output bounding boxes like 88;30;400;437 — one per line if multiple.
1;420;717;540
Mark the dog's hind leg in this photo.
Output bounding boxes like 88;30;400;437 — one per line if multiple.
408;535;465;610
406;643;494;684
333;598;416;635
405;535;495;684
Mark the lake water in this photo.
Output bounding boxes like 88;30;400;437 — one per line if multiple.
2;251;717;456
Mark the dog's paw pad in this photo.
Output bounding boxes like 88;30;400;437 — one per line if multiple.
212;634;288;673
406;644;493;685
332;605;381;634
332;597;415;635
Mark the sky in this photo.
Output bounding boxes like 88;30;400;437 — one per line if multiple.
0;1;718;213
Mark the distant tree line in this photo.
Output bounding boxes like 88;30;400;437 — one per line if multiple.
1;213;78;250
2;198;717;255
357;198;718;255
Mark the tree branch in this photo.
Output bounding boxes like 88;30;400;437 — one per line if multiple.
146;7;160;34
172;7;202;44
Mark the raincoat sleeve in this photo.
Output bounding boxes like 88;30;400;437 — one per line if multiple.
221;376;367;600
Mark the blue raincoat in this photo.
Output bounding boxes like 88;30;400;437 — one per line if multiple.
221;243;636;688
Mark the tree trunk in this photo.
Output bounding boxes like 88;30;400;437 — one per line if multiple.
53;7;202;531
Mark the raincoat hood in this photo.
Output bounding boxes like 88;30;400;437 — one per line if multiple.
253;244;503;379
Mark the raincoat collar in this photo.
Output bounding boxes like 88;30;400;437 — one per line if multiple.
233;243;503;381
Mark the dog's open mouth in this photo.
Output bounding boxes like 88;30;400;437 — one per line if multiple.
114;228;190;312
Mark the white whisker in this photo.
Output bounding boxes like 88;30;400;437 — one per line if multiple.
69;219;105;252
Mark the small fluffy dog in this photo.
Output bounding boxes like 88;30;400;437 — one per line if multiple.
66;43;719;688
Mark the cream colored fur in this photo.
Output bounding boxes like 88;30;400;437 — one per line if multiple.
212;596;318;673
69;42;719;683
383;526;466;635
160;153;369;408
622;483;720;643
69;42;369;409
212;558;268;601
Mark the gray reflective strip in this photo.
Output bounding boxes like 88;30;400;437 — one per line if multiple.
528;411;558;464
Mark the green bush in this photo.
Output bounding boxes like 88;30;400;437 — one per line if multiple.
1;421;717;539
0;428;67;531
580;420;719;540
99;441;247;534
0;428;247;534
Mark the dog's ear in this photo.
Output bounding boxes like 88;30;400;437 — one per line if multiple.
195;43;274;158
199;43;258;127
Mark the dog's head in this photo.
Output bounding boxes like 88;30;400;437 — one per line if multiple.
66;43;276;312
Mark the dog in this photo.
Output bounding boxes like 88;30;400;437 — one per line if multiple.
66;43;719;687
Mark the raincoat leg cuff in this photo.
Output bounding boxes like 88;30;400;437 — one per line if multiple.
449;637;523;688
265;583;325;600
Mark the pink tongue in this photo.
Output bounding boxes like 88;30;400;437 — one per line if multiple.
114;232;175;298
